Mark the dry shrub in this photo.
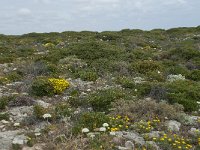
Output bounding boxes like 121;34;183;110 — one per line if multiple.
111;99;184;121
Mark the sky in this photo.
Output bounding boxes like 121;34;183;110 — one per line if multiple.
0;0;200;35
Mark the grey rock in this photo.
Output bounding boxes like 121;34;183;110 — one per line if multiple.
146;141;160;150
166;120;181;132
125;141;135;149
122;132;145;145
9;106;33;123
117;146;129;150
34;100;50;108
12;134;27;145
0;130;23;150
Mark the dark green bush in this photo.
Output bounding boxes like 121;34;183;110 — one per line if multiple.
187;70;200;81
74;69;98;81
6;71;23;82
0;112;9;121
115;76;135;89
131;60;162;74
0;97;9;110
31;77;54;97
166;80;200;111
87;88;125;112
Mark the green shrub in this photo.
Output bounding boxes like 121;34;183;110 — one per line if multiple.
72;112;109;135
146;71;165;82
0;112;9;121
166;80;200;111
33;105;47;119
87;88;125;112
187;70;200;81
6;71;23;82
0;96;14;110
115;76;135;89
131;60;162;74
0;97;9;110
74;69;98;81
31;78;54;96
55;103;72;118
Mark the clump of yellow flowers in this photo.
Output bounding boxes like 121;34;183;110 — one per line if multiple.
48;78;70;94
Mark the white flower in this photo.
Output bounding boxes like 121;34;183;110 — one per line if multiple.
103;123;109;127
90;134;95;139
197;101;200;104
43;113;52;119
110;132;116;136
13;123;20;127
82;128;89;133
134;89;138;92
99;127;106;132
157;71;161;74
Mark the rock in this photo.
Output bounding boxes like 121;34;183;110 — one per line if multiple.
9;106;33;123
166;120;181;132
188;127;200;136
122;132;145;145
12;134;28;145
146;141;160;150
125;141;135;149
22;143;46;150
117;146;129;150
0;125;5;130
13;123;20;127
112;137;124;145
1;120;9;124
146;131;161;138
0;130;23;150
35;100;50;108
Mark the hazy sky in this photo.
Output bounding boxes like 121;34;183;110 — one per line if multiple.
0;0;200;35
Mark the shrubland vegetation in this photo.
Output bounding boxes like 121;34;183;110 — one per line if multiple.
0;26;200;150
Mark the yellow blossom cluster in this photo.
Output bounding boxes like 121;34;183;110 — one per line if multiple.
48;78;70;94
109;115;131;131
153;133;193;150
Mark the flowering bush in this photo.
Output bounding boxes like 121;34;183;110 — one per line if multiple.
31;77;70;96
48;78;70;94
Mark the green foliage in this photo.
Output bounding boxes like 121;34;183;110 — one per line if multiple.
187;70;200;81
72;112;109;134
67;42;122;61
55;103;72;118
74;69;98;81
33;105;47;119
87;88;126;112
31;77;54;97
131;60;163;74
166;80;200;111
0;112;9;121
6;71;23;82
115;76;135;89
0;97;9;110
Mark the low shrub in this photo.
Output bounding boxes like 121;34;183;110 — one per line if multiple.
166;80;200;111
87;88;126;112
72;112;109;135
0;112;9;121
187;70;200;81
0;96;13;110
31;78;54;96
131;60;163;74
111;99;183;121
74;69;98;81
31;77;70;96
6;71;23;82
